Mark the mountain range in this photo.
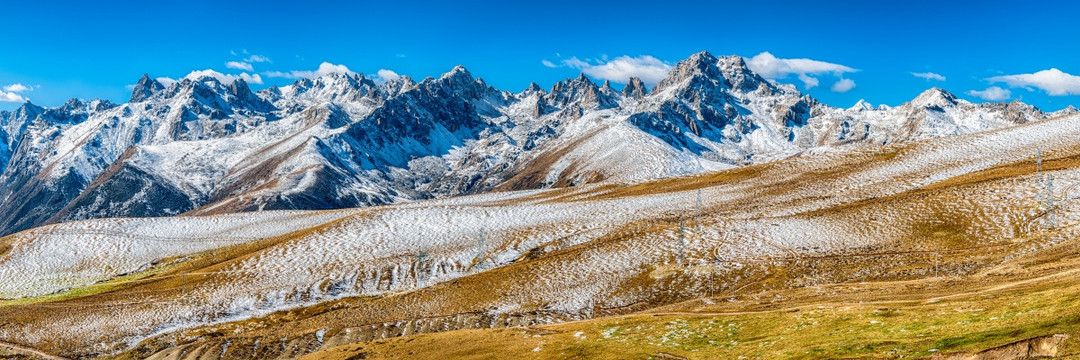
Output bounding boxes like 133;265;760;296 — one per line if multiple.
0;50;1072;236
5;50;1080;359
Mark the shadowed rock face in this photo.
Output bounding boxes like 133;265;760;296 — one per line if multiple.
622;77;648;99
130;74;165;103
0;51;1068;236
0;169;87;235
49;161;195;223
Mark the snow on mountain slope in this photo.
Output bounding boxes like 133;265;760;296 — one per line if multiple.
4;112;1080;357
0;210;358;299
0;51;1072;236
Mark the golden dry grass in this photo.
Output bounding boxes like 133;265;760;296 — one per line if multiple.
143;141;1080;359
300;226;1080;360
0;211;369;355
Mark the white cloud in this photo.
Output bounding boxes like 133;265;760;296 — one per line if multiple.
232;49;270;63
374;69;400;83
562;57;591;69
226;61;254;71
0;91;26;102
746;52;857;78
797;74;819;89
158;69;264;85
912;72;946;81
0;82;30;102
966;86;1011;101
583;56;671;85
241;74;263;84
3;83;31;92
988;68;1080;96
156;77;177;87
548;55;672;86
831;78;856;93
245;54;271;63
264;62;355;79
746;52;857;90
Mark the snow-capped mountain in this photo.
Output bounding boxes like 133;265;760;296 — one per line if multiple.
0;50;1070;235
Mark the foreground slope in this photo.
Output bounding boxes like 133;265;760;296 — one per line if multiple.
303;236;1080;359
2;112;1080;359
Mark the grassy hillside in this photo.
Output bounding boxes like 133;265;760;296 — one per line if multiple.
300;224;1080;359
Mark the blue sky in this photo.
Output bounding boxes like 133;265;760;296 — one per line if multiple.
2;0;1079;111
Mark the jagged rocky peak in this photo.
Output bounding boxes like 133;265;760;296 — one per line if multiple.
521;82;549;117
130;74;166;103
226;77;254;97
12;101;44;118
551;73;594;92
259;84;283;100
59;98;85;111
379;75;416;97
39;98;115;125
7;101;44;124
717;55;769;92
429;65;494;99
1;101;44;141
547;73;617;110
622;77;648;99
599;80;620;100
284;72;377;103
850;99;874;111
184;76;264;110
444;64;470;76
1005;99;1039;111
1045;105;1079;119
179;74;259;98
522;82;545;96
292;77;316;89
1056;105;1079;116
186;74;221;86
910;87;959;109
975;100;1043;124
227;78;274;111
180;74;232;98
654;50;722;92
318;71;377;90
439;65;475;85
600;80;615;93
159;76;258;121
90;99;116;112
